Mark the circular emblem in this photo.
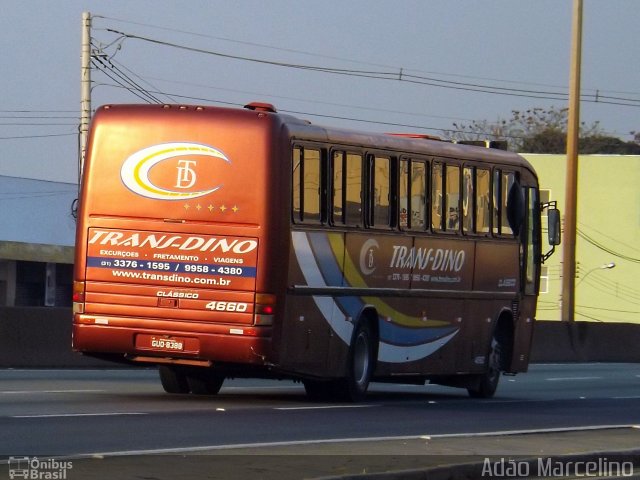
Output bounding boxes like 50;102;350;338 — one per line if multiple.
359;239;379;275
120;142;230;200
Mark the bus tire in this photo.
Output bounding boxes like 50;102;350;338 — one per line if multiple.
158;366;190;394
468;336;502;399
186;371;225;395
336;321;376;402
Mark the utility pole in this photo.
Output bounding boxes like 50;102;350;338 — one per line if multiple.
79;11;92;185
561;0;583;322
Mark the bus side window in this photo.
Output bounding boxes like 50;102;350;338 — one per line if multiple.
411;160;427;230
501;171;516;236
292;146;322;224
431;162;443;231
332;151;344;225
445;164;460;232
399;159;409;229
462;167;474;234
369;155;390;228
293;147;302;221
476;168;491;234
400;158;427;231
304;148;322;223
492;169;501;235
335;151;362;227
346;153;363;226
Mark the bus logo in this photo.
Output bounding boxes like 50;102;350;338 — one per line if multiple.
175;160;197;189
359;239;379;275
120;142;231;200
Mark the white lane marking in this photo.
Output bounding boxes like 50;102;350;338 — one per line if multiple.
221;386;301;391
1;389;105;395
545;377;603;381
12;412;148;418
275;404;379;411
65;424;640;459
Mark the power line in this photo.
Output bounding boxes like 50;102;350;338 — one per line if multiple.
111;70;476;124
91;49;164;104
102;28;640;107
579;222;640;254
93;80;530;139
95;15;640;102
0;115;78;119
0;132;76;140
0;109;77;114
577;228;640;263
110;58;178;103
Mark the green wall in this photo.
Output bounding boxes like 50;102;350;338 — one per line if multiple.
524;154;640;323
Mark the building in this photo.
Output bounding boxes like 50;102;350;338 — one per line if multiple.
524;154;640;323
0;175;76;306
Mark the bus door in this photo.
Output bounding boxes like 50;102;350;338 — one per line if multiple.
511;186;541;371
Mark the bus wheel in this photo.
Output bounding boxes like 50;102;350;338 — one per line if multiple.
158;366;190;394
186;371;225;395
468;337;502;399
337;321;375;402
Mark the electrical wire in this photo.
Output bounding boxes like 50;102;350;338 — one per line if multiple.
103;29;640;108
95;15;640;103
0;133;76;140
91;52;163;104
577;228;640;263
110;58;178;103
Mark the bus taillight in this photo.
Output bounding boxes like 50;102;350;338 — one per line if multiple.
254;293;276;325
73;281;85;314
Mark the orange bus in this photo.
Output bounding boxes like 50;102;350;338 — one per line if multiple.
72;102;560;401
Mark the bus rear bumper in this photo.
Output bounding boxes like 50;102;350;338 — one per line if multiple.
72;322;273;367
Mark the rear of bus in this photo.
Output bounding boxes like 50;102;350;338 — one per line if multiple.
72;103;289;390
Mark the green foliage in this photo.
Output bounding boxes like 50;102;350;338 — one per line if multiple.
446;106;640;154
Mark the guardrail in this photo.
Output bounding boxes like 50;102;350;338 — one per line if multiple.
1;307;639;367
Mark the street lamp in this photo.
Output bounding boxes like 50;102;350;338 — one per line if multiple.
576;262;616;286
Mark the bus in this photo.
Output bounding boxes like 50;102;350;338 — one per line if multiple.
72;102;560;401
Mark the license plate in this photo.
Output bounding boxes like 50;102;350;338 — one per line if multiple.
136;335;185;352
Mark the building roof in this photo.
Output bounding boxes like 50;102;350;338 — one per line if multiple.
0;175;76;263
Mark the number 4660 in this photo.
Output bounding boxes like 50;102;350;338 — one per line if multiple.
205;301;248;312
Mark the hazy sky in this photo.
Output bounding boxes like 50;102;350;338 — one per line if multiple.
1;0;638;183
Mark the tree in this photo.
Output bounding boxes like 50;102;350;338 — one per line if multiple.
446;106;640;154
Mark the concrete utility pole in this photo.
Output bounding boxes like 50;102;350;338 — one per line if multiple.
79;11;92;184
561;0;583;322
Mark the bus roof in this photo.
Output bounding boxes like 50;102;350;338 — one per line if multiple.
92;103;537;179
283;116;536;176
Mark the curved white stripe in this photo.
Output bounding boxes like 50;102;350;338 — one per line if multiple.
378;330;458;363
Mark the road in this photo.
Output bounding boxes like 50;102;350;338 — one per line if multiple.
1;363;639;478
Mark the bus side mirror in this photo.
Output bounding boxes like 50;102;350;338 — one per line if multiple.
547;208;561;246
541;201;561;263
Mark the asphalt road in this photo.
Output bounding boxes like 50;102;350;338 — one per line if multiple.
1;364;639;478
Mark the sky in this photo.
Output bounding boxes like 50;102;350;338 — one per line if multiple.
1;0;638;184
